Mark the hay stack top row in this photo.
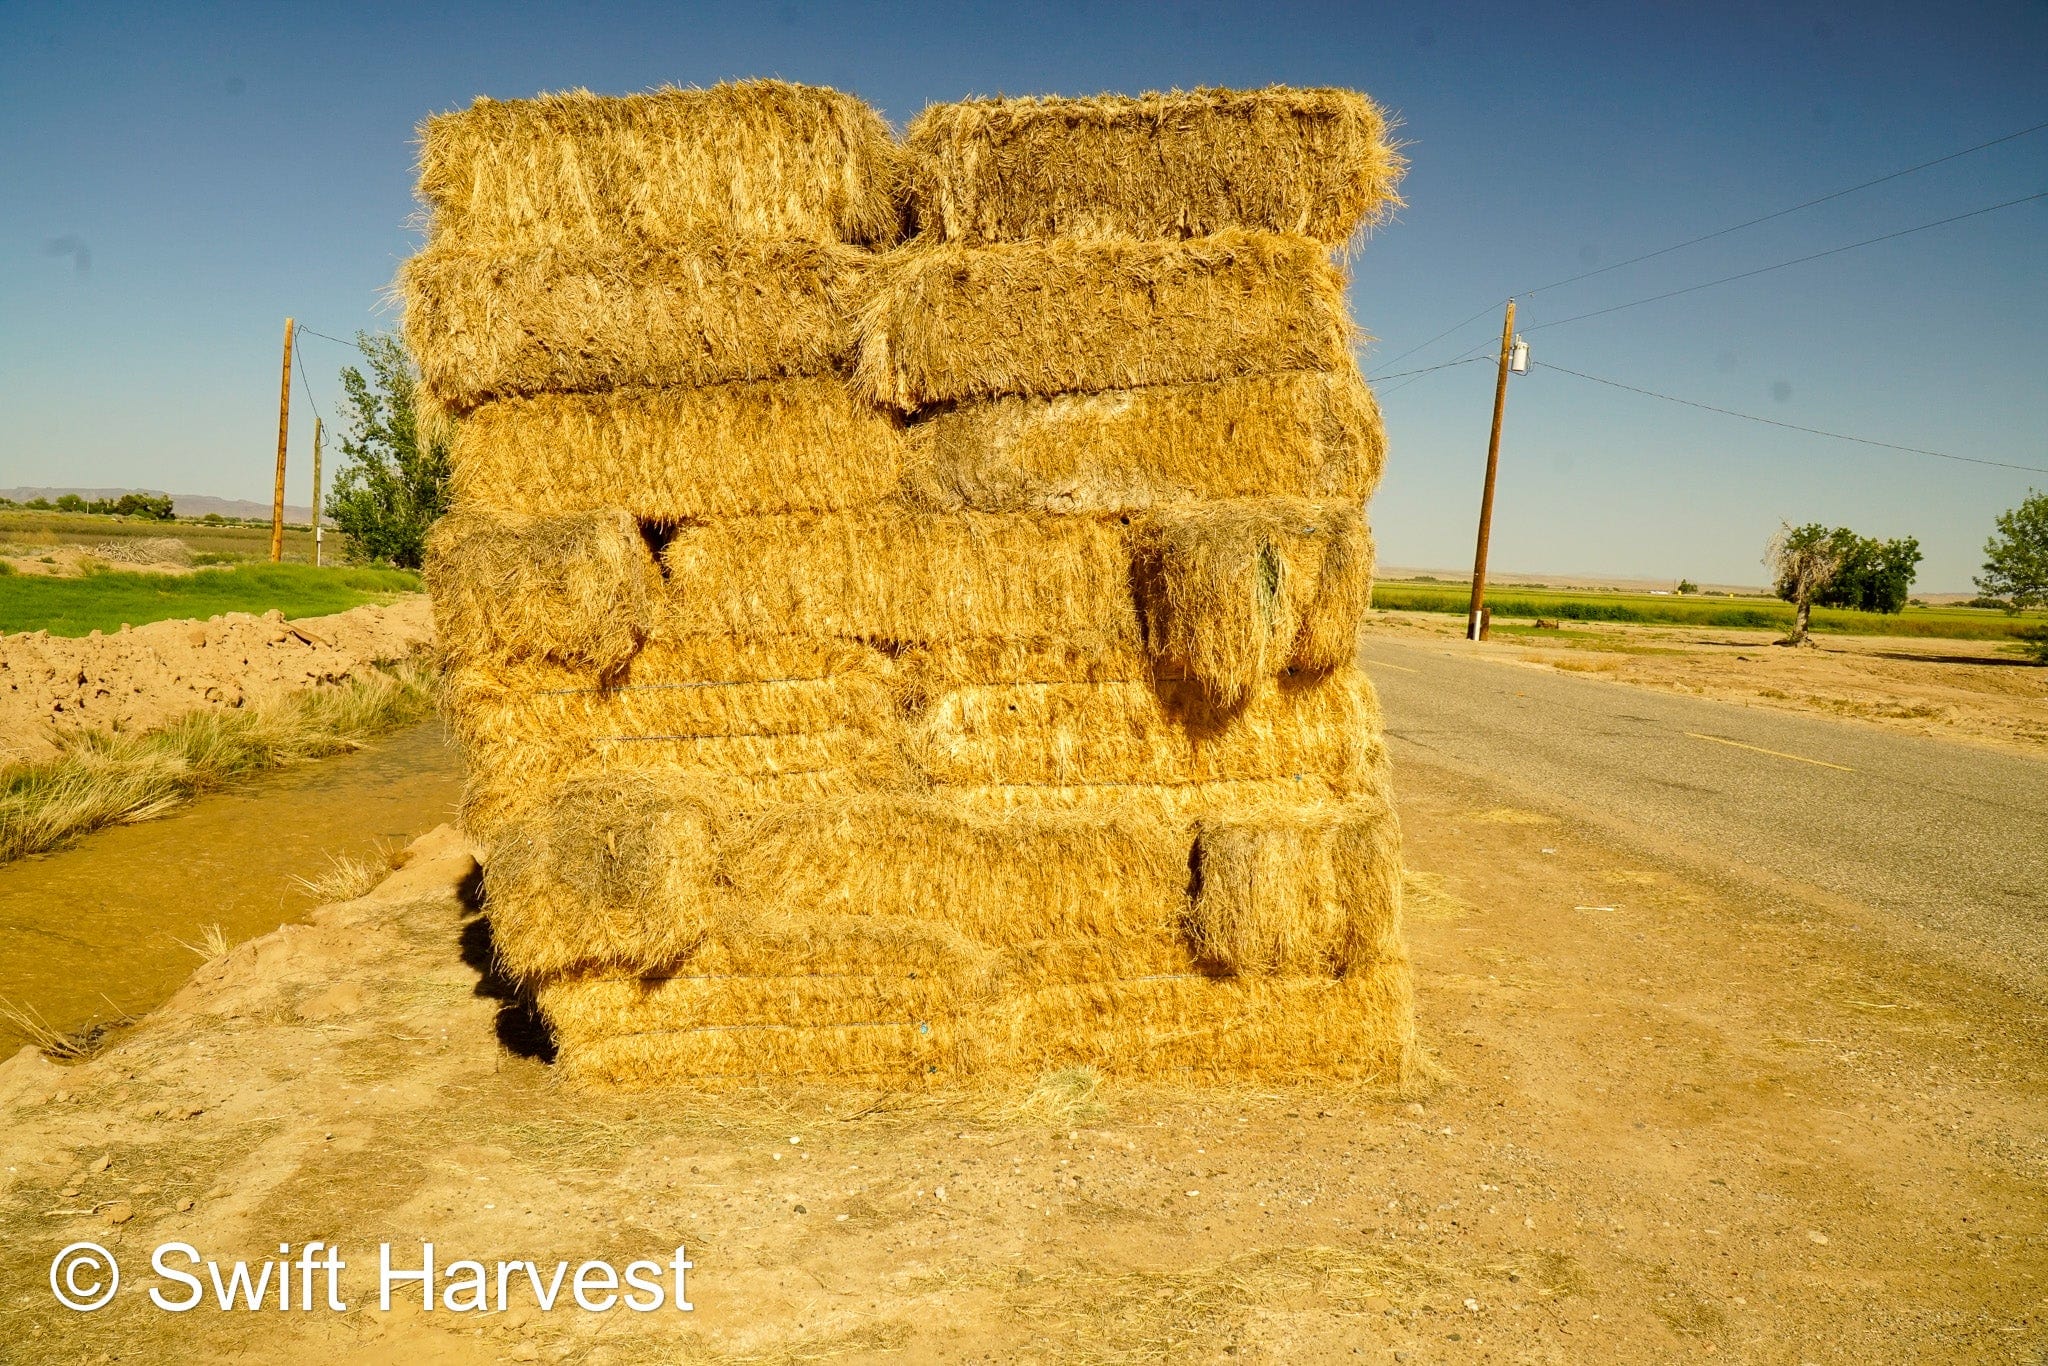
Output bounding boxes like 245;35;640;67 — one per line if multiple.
414;79;1402;251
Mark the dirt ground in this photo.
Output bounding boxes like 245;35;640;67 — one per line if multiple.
1367;611;2048;755
0;597;434;764
1;754;2039;1364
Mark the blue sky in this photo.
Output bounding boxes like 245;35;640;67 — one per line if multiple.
2;1;2042;591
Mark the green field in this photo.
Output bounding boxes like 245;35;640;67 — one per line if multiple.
1370;580;2041;641
0;509;323;564
0;563;420;637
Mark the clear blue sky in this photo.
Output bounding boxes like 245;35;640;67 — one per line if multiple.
3;0;2043;591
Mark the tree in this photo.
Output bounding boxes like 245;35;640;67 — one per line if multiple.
1978;491;2048;664
1676;579;1699;595
1978;491;2048;610
54;493;85;512
324;332;450;569
1817;532;1921;614
1766;522;1846;646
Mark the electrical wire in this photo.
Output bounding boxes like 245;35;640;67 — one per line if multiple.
290;336;324;426
1364;301;1506;378
1519;116;2048;297
1538;360;2048;475
1524;189;2047;334
294;325;361;348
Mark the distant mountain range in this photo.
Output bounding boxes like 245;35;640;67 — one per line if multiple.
0;488;315;523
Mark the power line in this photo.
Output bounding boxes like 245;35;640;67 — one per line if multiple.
1370;115;2048;374
1524;189;2048;334
1369;355;1496;383
1520;116;2048;297
1364;301;1505;378
290;337;325;426
1539;360;2048;475
295;326;362;348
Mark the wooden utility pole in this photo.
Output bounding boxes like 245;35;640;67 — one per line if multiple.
309;416;325;568
1465;299;1516;641
270;316;294;563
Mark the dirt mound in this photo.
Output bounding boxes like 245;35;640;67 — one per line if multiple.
0;597;433;764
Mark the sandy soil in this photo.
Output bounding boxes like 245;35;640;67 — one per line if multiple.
1367;611;2048;755
1;536;198;578
1;757;2039;1364
0;597;434;764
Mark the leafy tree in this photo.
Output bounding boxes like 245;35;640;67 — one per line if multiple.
54;493;85;512
1676;579;1699;595
1816;532;1921;614
1766;522;1846;645
325;332;449;569
1978;490;2048;663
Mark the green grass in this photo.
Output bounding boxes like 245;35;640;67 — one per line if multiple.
1370;581;2041;641
0;662;433;862
0;562;420;636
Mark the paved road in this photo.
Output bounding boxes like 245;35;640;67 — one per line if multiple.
1359;635;2048;996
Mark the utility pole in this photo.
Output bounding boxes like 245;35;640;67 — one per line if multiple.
270;316;294;563
1465;299;1516;641
309;416;325;567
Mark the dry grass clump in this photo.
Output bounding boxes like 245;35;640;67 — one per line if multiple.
0;661;434;863
1133;498;1372;708
449;380;909;519
902;369;1384;514
906;86;1402;248
402;239;869;417
854;230;1356;410
1187;798;1403;976
424;508;658;672
419;80;905;251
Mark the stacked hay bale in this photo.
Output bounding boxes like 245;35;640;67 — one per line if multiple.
408;82;1415;1089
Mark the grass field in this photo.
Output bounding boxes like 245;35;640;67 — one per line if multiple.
0;509;322;564
0;563;421;636
1370;580;2041;641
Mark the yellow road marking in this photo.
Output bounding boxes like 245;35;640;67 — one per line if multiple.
1683;731;1853;772
1360;657;1421;673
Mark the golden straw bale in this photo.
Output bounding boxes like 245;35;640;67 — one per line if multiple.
906;86;1402;248
908;670;1384;789
730;796;1193;946
553;1023;963;1089
999;961;1413;1082
1187;798;1403;977
449;381;909;519
440;638;898;752
658;510;1141;645
854;230;1357;410
939;774;1376;823
485;774;731;981
402;238;869;417
901;370;1384;514
425;508;658;673
419;81;904;251
1133;498;1373;708
457;730;908;851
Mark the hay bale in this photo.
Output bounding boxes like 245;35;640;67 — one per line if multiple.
440;638;899;752
658;510;1142;645
425;508;658;673
458;729;909;852
999;962;1413;1082
485;774;730;980
938;775;1378;823
402;238;869;417
906;86;1402;248
731;796;1194;947
449;380;909;519
908;670;1384;790
854;230;1356;410
1187;800;1403;977
901;369;1384;514
1132;499;1373;708
419;81;904;250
